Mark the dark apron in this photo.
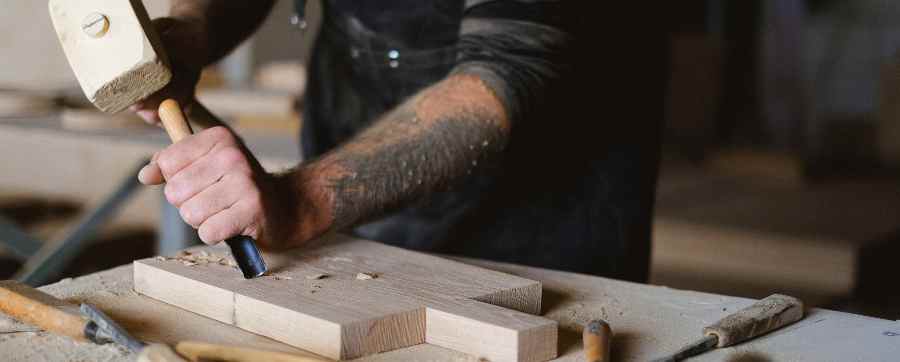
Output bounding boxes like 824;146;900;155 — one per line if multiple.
293;0;660;282
298;0;485;249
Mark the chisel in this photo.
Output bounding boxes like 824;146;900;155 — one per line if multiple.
158;99;268;279
652;294;804;362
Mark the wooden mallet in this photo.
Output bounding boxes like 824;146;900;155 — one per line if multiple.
49;0;266;279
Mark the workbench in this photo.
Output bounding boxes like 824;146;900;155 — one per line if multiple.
0;258;897;361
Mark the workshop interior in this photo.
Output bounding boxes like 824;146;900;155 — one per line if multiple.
0;0;898;361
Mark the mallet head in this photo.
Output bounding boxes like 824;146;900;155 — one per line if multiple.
49;0;171;113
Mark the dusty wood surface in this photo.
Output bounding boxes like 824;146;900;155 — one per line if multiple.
134;236;556;361
0;256;897;361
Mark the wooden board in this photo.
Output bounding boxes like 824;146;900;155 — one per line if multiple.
133;234;557;361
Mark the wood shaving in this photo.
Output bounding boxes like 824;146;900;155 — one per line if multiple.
272;275;293;281
356;273;377;280
306;273;329;280
154;256;166;262
181;261;197;267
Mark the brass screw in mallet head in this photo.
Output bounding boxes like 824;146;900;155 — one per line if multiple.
82;12;110;38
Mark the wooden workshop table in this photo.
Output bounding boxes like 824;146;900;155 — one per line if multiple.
0;258;897;362
0;118;898;361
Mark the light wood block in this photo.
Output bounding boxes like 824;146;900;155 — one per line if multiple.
134;235;557;361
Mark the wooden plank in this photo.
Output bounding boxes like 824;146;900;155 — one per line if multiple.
133;234;557;361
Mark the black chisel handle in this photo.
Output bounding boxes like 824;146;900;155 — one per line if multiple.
225;236;268;279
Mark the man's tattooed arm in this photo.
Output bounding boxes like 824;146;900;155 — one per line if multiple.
279;74;510;247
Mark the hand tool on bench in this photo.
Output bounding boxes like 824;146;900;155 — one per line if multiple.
0;280;148;350
652;294;804;362
0;280;324;362
583;319;612;362
48;0;267;279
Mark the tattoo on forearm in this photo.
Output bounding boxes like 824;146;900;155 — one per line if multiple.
312;75;510;231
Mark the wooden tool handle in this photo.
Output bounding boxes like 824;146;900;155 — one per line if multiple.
584;319;612;362
0;281;90;342
158;99;194;142
703;294;803;347
175;341;328;362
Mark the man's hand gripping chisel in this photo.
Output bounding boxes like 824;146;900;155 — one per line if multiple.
48;0;266;278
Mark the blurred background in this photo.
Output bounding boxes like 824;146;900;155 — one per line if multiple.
0;0;898;320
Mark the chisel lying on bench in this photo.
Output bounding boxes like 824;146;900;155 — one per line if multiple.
652;294;804;361
0;281;324;362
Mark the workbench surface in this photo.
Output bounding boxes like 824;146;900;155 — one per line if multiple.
0;258;897;361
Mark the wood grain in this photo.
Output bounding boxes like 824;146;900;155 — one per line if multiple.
134;234;557;361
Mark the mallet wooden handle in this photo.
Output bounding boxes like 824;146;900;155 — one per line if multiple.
584;319;612;362
0;281;90;342
158;99;194;142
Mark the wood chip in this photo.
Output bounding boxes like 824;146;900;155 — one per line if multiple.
182;261;197;267
306;273;329;280
273;275;293;281
356;273;377;280
155;256;166;261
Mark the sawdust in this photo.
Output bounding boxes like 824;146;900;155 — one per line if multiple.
0;332;130;362
156;251;239;270
260;271;295;281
